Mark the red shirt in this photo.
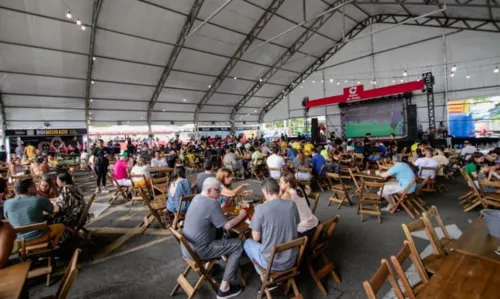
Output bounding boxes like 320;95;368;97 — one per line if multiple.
114;159;128;180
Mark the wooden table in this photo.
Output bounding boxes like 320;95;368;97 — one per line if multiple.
450;218;500;265
222;205;253;237
353;170;384;180
0;261;32;299
417;252;500;298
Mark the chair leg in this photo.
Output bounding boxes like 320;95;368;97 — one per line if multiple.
289;278;302;298
171;265;191;296
307;262;327;295
321;253;341;283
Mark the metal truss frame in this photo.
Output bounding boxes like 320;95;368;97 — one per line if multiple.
193;0;286;126
230;0;353;128
85;0;103;127
259;14;500;122
146;0;205;124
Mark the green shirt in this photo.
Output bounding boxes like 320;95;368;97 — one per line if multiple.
252;151;264;165
465;162;478;180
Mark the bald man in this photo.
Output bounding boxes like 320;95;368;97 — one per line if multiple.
181;177;248;298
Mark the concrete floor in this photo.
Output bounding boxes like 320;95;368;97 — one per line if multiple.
28;172;478;299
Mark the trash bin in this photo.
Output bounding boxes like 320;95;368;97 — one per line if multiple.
483;209;500;238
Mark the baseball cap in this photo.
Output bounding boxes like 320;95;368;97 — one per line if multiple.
120;151;128;157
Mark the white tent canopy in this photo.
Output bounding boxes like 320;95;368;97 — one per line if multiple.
0;0;498;130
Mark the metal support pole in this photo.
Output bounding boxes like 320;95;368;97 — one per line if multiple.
322;70;327;136
0;92;6;147
443;33;449;130
186;0;233;39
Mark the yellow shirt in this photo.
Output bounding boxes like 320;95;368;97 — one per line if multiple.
25;145;36;160
410;143;418;154
304;143;314;157
292;142;302;151
49;157;58;165
280;141;287;150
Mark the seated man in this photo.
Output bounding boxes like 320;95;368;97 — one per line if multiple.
181;178;248;298
223;148;245;178
244;178;300;274
312;148;339;174
196;161;215;193
113;152;132;187
150;150;167;168
3;179;64;248
433;147;450;176
414;148;439;179
266;147;285;180
379;154;417;211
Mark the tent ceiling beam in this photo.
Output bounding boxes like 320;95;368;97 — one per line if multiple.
193;0;287;126
146;0;203;124
85;0;103;127
259;13;500;122
138;1;317;59
230;0;353;127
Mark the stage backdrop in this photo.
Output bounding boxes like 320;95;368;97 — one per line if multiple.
342;98;405;138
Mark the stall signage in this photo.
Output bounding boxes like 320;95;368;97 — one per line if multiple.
306;80;425;108
6;128;88;137
198;127;230;132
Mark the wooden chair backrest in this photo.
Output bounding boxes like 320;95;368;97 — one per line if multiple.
55;248;81;299
309;192;320;215
402;218;444;259
327;173;347;192
422;205;450;239
418;166;438;180
169;228;203;266
395;178;417;201
360;181;385;199
14;221;51;257
390;241;428;297
263;237;308;282
76;194;96;231
460;168;483;199
363;259;404;299
414;177;429;195
296;167;312;174
11;174;31;182
310;215;340;252
177;194;195;212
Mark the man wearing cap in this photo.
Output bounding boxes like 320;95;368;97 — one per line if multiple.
460;140;477;161
114;152;132;187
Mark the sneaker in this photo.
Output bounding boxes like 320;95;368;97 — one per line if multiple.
95;187;101;194
101;187;110;194
217;285;242;299
381;206;392;212
258;284;278;293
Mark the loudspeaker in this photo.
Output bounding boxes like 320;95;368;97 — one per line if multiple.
311;118;319;143
407;104;418;140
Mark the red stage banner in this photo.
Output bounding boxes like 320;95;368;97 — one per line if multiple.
305;80;425;108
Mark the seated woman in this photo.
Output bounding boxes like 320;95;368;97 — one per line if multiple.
8;155;23;177
130;155;151;187
279;171;319;238
216;167;251;207
292;151;311;181
30;157;47;177
36;175;59;198
478;164;500;193
465;152;484;186
53;172;86;243
166;166;192;213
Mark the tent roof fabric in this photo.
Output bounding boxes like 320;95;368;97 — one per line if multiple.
0;0;498;129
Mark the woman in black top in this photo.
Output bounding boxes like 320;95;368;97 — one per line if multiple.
92;139;110;193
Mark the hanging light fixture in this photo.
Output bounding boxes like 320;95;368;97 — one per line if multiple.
76;18;82;26
451;65;457;72
233;77;237;80
321;80;324;83
450;73;455;78
92;56;96;61
466;74;470;79
336;82;340;85
400;79;404;83
357;81;360;84
66;10;72;19
91;80;94;84
392;80;396;83
373;80;377;85
403;70;408;77
81;25;86;31
494;66;499;73
329;78;333;83
344;80;347;83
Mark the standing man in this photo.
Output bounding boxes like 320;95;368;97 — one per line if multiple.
388;133;398;158
244;178;300;274
92;139;111;194
24;143;36;161
181;178;248;298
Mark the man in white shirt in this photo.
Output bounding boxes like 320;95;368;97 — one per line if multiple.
414;148;439;179
460;140;477;161
150;151;167;168
266;147;285;180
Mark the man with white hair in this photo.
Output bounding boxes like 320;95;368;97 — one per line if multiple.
181;177;248;298
379;154;416;211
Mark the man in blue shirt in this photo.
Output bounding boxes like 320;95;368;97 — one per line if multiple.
379;154;416;211
286;145;297;160
312;148;327;176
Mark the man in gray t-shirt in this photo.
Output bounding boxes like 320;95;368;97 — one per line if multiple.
244;178;300;272
181;177;249;298
195;161;215;193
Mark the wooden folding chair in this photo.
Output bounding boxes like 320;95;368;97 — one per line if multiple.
326;173;352;209
66;194;96;245
314;165;330;192
422;205;457;255
353;153;364;169
457;168;481;211
14;222;53;286
169;228;219;298
390;240;429;298
129;173;150;206
249;161;264;180
363;259;404;299
418;167;439;193
139;188;166;229
307;216;341;295
11;174;31;182
478;180;500;208
308;192;320;215
150;176;168;200
107;173;129;204
358;181;384;223
255;237;308;299
171;195;195;230
267;167;282;182
348;167;363;198
402;219;444;274
41;249;82;299
407;177;431;214
390;178;419;219
296;168;312;190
